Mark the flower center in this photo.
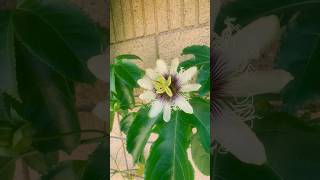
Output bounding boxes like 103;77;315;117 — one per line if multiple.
154;75;173;97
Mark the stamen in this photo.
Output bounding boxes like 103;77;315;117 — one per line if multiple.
154;75;173;97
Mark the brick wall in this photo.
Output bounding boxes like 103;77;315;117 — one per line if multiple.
110;0;210;67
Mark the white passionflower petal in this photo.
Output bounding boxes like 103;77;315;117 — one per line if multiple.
222;15;281;71
87;55;107;82
163;103;172;122
137;57;199;123
139;91;156;103
170;58;180;75
225;70;293;97
146;68;158;80
214;103;266;165
149;100;164;118
156;59;168;75
180;84;202;92
137;76;153;90
177;67;198;85
174;95;193;114
92;101;107;121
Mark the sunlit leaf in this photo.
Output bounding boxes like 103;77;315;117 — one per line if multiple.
180;45;210;95
187;98;210;152
145;111;194;180
191;134;210;176
127;107;159;163
120;112;137;135
115;54;142;62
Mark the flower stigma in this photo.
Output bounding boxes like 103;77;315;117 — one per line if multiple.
154;75;173;97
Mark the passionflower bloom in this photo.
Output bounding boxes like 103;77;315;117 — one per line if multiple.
213;15;293;165
137;58;201;122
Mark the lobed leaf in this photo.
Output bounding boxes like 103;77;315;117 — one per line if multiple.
145;111;194;180
127;107;159;163
0;11;19;100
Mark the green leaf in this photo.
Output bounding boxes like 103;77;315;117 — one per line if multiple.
82;141;108;180
127;107;159;163
180;45;210;69
17;0;27;7
111;56;144;110
11;122;33;153
114;62;144;88
115;54;142;62
197;67;210;96
0;158;15;180
0;105;30;157
97;25;109;51
145;111;194;180
215;0;320;33
120;112;136;135
110;108;115;132
16;43;81;154
114;75;135;110
180;45;210;95
187;98;210;152
0;94;10;122
13;1;98;82
191;134;210;176
255;113;320;180
0;11;19;99
41;160;87;180
275;10;320;111
23;151;59;174
17;0;102;61
110;65;116;94
0;121;15;157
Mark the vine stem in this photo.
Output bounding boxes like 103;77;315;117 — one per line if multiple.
33;129;105;142
81;135;107;144
116;112;132;179
0;131;107;174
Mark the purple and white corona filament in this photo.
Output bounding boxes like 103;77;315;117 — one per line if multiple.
212;15;294;165
137;58;201;122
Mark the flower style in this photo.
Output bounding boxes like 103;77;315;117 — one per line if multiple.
137;58;201;122
213;15;293;165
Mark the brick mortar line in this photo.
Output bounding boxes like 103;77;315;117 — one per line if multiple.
167;0;171;30
119;0;126;40
110;22;209;45
153;0;160;58
110;3;117;42
195;0;200;25
181;0;185;27
142;0;147;36
130;0;137;37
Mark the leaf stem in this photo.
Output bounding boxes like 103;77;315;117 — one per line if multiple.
116;112;132;178
80;135;107;144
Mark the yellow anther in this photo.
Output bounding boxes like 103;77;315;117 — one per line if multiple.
154;75;173;97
